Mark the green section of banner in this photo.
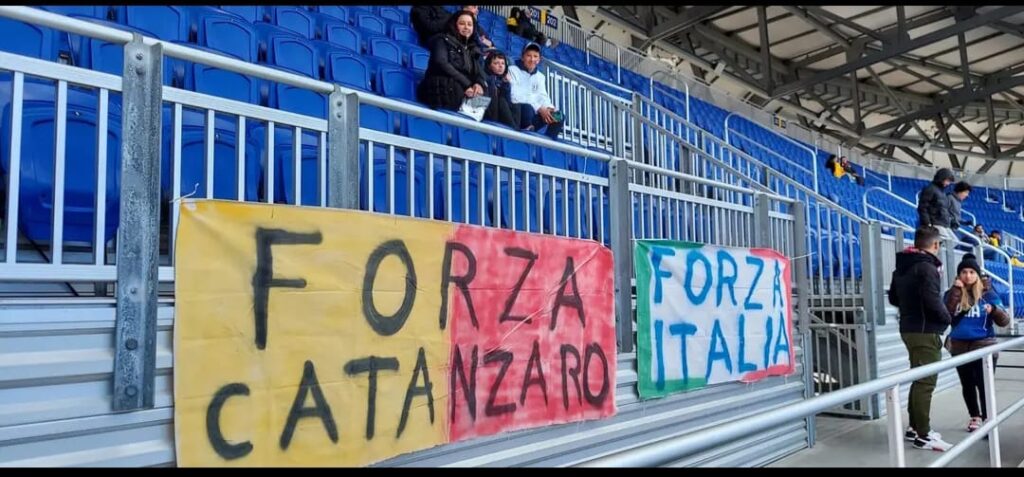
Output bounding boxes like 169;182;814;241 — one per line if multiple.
633;240;704;399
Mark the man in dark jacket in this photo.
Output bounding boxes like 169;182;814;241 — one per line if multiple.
411;5;451;46
887;226;953;451
917;168;956;241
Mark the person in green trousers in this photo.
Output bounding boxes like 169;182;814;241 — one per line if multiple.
887;226;954;452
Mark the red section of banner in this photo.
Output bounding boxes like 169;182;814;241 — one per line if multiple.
445;226;616;442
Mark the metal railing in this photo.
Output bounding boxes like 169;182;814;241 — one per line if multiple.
542;60;632;153
724;112;820;194
579;335;1024;467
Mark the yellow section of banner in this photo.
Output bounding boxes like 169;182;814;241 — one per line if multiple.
173;200;451;466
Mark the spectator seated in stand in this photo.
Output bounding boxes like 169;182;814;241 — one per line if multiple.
508;42;564;140
973;224;987;242
416;10;487;114
507;7;558;48
824;154;864;186
984;230;1002;261
482;50;519;128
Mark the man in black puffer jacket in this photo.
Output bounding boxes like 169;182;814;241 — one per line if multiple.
887;226;953;451
411;5;451;46
917;168;956;241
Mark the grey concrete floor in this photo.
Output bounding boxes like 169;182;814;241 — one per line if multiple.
771;354;1024;468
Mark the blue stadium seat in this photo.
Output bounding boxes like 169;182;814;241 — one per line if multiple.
390;24;417;43
313;5;349;24
220;5;270;24
123;6;191;42
263;33;326;117
272;6;316;39
161;108;261;203
323;49;372;92
378;66;416;102
402;42;430;72
0;80;122;244
0;18;59;61
322;21;362;53
354;12;387;35
71;18;185;89
367;36;402;65
378;7;406;24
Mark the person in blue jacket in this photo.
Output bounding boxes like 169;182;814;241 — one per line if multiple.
943;254;1011;432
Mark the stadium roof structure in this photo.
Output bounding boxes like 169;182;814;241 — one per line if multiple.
598;5;1024;174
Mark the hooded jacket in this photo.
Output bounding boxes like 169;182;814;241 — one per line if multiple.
411;6;451;46
917;168;954;228
416;13;487;112
888;247;952;334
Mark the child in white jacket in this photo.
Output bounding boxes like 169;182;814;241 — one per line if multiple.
507;42;564;139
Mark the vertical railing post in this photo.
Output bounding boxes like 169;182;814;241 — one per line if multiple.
752;193;771;248
861;220;883;418
112;34;162;411
327;87;359;209
608;157;634;353
793;201;815;447
885;385;907;467
982;354;1002;466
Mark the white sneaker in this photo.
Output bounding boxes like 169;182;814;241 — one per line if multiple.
905;428;942;441
967;417;982;432
913;434;952;452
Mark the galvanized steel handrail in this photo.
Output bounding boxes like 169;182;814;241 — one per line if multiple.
0;5;616;164
724;112;819;194
635;94;864;224
578;335;1024;467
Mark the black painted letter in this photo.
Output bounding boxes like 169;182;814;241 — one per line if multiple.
344;356;400;439
279;360;339;450
362;240;417;336
206;382;253;460
550;257;585;330
439;242;478;329
519;340;548;405
450;345;479;423
397;347;435;437
582;343;610;406
252;228;322;350
483;349;517;416
560;344;582;410
500;247;538;324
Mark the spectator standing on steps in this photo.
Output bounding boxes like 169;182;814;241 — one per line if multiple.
888;226;953;452
917;168;957;242
947;181;971;230
411;5;451;46
943;254;1011;433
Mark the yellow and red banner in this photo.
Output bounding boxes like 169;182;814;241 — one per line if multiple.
173;200;616;466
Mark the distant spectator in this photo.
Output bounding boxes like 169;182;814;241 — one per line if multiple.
824;154;864;185
507;7;559;48
973;224;985;241
917;168;956;242
461;5;495;52
417;11;487;113
989;230;1001;248
411;5;451;45
947;181;971;230
508;42;564;139
982;229;1001;261
482;50;519;128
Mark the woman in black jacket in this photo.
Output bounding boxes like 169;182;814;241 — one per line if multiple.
417;11;487;112
482;51;519;128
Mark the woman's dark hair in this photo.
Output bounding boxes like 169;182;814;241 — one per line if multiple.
510;7;521;17
447;10;477;40
485;51;509;75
